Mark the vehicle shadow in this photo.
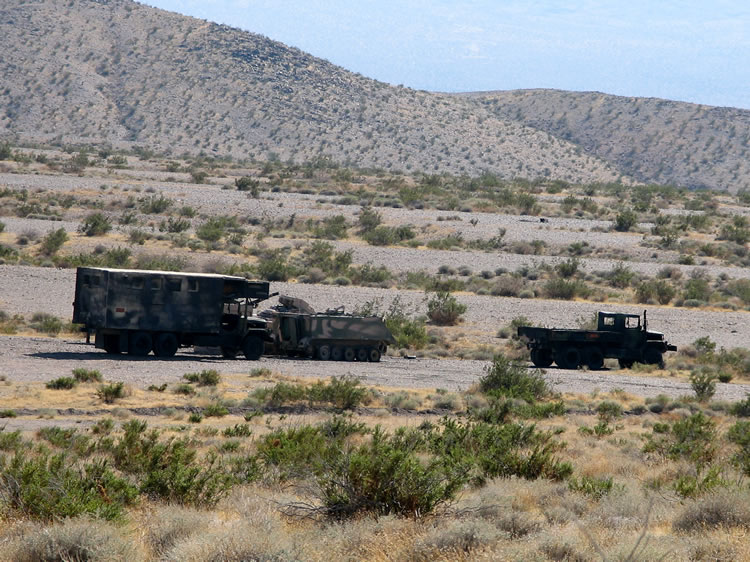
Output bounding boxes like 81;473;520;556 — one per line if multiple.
29;351;225;362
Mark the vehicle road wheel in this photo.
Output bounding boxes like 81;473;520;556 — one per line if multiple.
344;347;356;362
317;345;331;361
585;347;604;370
128;331;152;356
331;346;344;361
643;348;664;368
531;348;553;368
618;359;634;369
221;347;238;359
556;346;581;370
242;335;264;361
103;334;121;354
153;332;179;358
356;348;369;362
367;347;381;362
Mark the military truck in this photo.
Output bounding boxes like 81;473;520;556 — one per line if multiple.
517;310;677;370
72;267;273;359
262;295;396;361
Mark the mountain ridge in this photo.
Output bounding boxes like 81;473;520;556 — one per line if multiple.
1;0;749;191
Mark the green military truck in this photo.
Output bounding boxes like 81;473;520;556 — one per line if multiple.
72;267;273;359
262;295;396;361
517;310;677;370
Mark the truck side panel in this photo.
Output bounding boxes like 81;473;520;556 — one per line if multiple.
102;271;223;333
307;315;396;343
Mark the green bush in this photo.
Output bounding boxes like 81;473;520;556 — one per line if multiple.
46;377;77;390
358;206;382;233
426;291;466;325
97;382;126;404
39;228;68;256
568;475;616;500
72;368;103;383
731;395;750;417
235;176;260;197
308;376;368;409
317;427;465;518
78;213;112;236
690;369;717;402
544;278;590;300
479;354;550;402
203;403;229;417
29;312;63;335
0;452;138;521
183;369;221;386
313;215;349;240
636;279;676;304
223;424;253;438
613;208;638;232
727;420;750;477
139;194;172;214
255;249;292;281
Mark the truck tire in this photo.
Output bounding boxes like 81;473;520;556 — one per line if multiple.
221;347;238;359
317;345;331;361
643;348;664;368
103;334;121;354
129;332;152;356
154;333;179;358
531;348;553;368
556;346;581;370
618;359;634;369
356;348;369;362
242;335;264;361
585;347;604;370
344;347;356;362
367;347;381;362
331;346;343;361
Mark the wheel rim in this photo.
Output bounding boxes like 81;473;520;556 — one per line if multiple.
558;347;580;369
331;346;343;361
368;347;381;362
243;336;264;360
356;348;368;362
344;347;356;361
586;348;604;370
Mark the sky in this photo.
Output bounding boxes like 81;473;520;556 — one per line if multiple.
143;1;750;109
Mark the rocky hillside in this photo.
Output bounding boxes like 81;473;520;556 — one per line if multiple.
1;0;749;191
466;89;750;191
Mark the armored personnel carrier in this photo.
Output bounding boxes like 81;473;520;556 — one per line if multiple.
262;295;395;361
517;310;677;370
72;267;273;359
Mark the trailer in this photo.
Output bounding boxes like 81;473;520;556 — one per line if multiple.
517;310;677;370
72;267;273;359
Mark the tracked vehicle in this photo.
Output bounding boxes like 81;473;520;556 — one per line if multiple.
517;310;677;370
72;267;273;359
262;295;395;361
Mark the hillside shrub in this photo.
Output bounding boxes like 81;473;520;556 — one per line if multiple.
183;369;221;386
479;354;549;401
39;228;68;256
78;213;112;237
46;377;77;390
97;382;126;404
426;291;466;325
613;208;638;232
72;368;102;383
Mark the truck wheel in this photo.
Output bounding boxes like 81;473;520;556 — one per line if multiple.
556;347;581;369
242;336;264;361
128;332;152;356
356;348;369;362
103;334;121;354
367;347;381;362
221;347;238;359
531;348;553;368
317;345;331;361
643;348;664;368
331;346;344;361
618;359;634;369
154;333;179;358
344;347;356;362
585;348;604;370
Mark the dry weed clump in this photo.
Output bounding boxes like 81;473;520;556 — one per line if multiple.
142;505;214;559
673;489;750;533
0;517;140;562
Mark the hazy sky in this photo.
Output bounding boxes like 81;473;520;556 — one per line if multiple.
143;1;750;109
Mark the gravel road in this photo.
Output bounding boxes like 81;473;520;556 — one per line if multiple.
2;335;749;403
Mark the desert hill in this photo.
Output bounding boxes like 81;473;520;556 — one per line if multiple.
1;0;749;191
